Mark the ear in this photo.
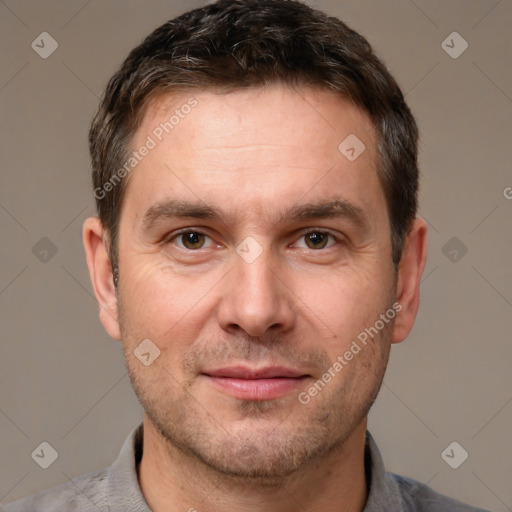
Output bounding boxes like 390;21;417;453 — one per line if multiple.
82;217;121;340
391;217;428;344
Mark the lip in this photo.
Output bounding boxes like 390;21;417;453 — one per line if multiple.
203;366;309;400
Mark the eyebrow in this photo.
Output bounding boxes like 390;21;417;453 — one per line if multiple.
286;199;369;230
142;200;224;231
141;197;370;232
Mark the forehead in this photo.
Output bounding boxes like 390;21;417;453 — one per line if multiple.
136;86;376;159
126;85;385;229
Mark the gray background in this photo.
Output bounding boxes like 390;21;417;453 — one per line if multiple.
1;0;511;510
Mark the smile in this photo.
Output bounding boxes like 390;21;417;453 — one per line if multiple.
203;366;310;400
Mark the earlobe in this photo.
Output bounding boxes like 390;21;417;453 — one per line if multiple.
391;217;428;344
82;217;122;340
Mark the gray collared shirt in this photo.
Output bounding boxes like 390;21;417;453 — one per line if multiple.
3;425;490;511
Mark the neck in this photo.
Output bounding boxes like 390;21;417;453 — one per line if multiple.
138;416;369;512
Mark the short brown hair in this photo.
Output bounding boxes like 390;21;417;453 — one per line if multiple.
89;0;419;278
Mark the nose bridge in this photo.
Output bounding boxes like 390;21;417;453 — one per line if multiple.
237;253;277;306
217;242;294;337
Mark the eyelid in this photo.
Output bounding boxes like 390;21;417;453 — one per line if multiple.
290;229;341;249
293;227;345;242
160;227;346;250
162;228;215;248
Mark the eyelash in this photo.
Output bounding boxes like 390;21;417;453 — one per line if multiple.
164;228;343;251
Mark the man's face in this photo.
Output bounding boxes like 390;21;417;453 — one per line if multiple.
116;86;397;478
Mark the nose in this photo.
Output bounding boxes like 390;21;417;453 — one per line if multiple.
216;248;296;338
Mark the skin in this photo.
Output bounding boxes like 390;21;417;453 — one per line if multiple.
83;85;427;512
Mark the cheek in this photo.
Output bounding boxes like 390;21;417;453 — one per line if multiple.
117;261;219;352
294;264;393;339
322;281;393;391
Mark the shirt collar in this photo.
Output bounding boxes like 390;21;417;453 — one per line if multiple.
363;431;404;511
106;424;151;511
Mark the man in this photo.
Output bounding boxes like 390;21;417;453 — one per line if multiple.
4;0;491;511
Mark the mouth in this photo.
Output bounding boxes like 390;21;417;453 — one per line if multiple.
202;366;310;400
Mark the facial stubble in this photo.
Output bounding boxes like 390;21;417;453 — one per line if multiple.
118;295;394;482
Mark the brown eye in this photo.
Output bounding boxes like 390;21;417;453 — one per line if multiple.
304;232;329;249
180;232;206;249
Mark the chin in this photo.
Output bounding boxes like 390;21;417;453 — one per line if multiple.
151;407;349;482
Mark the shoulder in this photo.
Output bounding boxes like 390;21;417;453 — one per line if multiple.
388;472;492;512
2;468;110;512
3;425;147;512
364;431;491;512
